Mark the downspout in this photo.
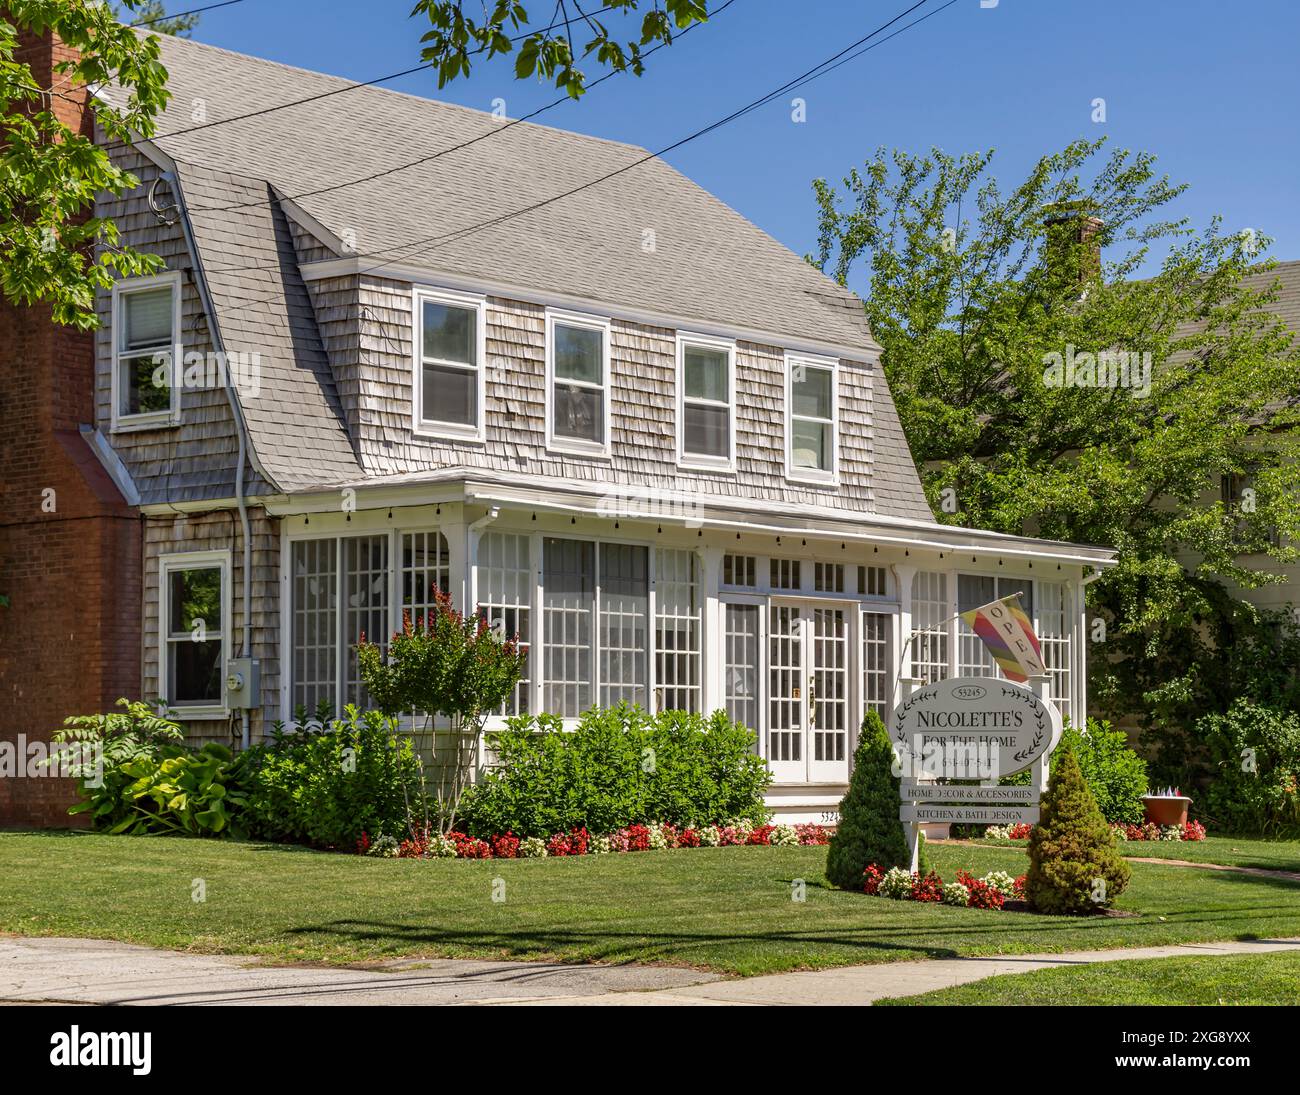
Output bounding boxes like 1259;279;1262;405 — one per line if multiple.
165;170;255;750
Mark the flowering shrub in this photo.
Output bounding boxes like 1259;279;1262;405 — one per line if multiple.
746;824;775;846
1113;821;1207;842
698;825;721;847
862;864;884;895
678;827;701;848
519;836;548;858
981;871;1023;899
771;824;799;847
957;870;1005;910
1184;819;1207;841
795;823;830;846
590;834;613;854
878;866;914;900
942;881;970;906
984;822;1033;841
911;871;944;903
491;832;520;859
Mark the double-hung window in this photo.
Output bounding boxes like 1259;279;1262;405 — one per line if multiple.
785;353;837;483
546;311;611;456
414;287;485;440
112;272;181;429
159;551;229;714
677;334;735;470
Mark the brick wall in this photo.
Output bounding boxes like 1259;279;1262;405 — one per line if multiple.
0;22;142;827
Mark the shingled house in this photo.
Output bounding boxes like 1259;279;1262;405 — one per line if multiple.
0;30;1116;826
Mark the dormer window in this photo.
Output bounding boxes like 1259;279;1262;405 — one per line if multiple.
111;271;181;430
785;352;838;484
546;310;611;457
413;287;486;441
677;333;735;471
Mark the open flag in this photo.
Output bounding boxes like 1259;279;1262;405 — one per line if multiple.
959;593;1045;683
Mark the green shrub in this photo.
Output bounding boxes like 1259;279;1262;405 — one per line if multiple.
459;705;770;837
1025;745;1130;913
111;743;246;836
825;710;922;889
1001;719;1148;824
236;707;424;848
1197;699;1300;835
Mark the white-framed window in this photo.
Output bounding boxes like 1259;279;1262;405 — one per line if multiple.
655;548;701;713
159;550;230;715
861;610;892;719
111;271;181;431
545;309;611;457
1036;580;1072;723
412;286;486;441
676;333;735;471
957;574;1034;677
785;352;838;484
722;553;756;589
910;570;949;684
476;531;532;717
724;600;763;741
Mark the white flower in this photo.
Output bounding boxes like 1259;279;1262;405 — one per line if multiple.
771;824;798;847
519;836;548;858
647;822;669;850
698;825;722;847
429;834;459;858
878;866;913;900
984;825;1012;841
980;871;1019;898
941;882;970;907
589;834;612;855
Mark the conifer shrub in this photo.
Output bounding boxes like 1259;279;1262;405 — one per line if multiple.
825;710;925;889
1026;745;1131;913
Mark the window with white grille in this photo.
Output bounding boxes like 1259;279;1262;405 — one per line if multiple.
477;531;532;716
722;553;756;589
770;557;801;590
814;562;844;593
957;574;1034;678
655;548;701;712
291;539;338;714
599;543;649;707
862;611;891;719
401;530;451;624
911;571;949;683
724;602;761;742
542;538;595;717
859;565;888;597
1037;580;1072;722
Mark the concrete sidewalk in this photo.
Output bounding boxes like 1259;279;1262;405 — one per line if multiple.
3;935;1298;1006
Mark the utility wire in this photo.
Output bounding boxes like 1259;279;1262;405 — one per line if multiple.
129;0;248;29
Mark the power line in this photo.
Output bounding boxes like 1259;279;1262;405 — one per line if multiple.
203;0;955;288
129;0;247;29
190;0;739;214
110;3;622;151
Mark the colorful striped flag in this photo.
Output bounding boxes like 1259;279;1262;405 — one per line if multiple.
959;593;1046;683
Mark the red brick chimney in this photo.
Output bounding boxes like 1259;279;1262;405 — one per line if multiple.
0;16;142;827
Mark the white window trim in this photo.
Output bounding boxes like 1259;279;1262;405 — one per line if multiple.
675;332;736;473
545;308;613;459
411;285;487;443
110;270;182;433
784;351;839;486
158;549;231;718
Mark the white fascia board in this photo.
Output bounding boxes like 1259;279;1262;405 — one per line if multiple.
300;256;882;365
79;425;141;507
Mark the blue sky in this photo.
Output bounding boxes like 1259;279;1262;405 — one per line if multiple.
182;0;1299;291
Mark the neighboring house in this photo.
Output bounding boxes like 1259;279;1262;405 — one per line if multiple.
0;30;1115;827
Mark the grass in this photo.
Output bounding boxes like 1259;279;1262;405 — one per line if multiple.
974;835;1300;873
878;950;1300;1005
2;833;1300;976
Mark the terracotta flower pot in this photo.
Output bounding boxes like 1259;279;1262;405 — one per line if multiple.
1141;795;1191;827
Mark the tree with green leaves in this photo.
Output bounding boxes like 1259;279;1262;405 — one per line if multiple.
825;710;923;889
2;0;171;327
116;1;199;38
810;139;1300;776
412;0;710;98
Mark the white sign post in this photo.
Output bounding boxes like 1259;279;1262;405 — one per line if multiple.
895;674;1060;872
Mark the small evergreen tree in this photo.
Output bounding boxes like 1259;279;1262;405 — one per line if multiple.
1026;745;1131;913
825;710;923;889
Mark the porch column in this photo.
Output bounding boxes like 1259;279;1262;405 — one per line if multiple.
700;544;724;713
892;563;916;713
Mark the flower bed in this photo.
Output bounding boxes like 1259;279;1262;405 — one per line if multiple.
984;819;1207;843
356;820;830;859
862;864;1026;909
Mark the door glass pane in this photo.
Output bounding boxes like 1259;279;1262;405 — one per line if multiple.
422;300;475;364
768;604;802;764
543;538;594;716
343;536;389;709
554;323;603;383
812;608;847;764
683;403;729;457
553;385;604;443
292;539;337;714
655;548;700;712
599;543;648;706
423;362;476;425
725;603;760;747
477;531;532;716
791;364;831;418
684;345;727;401
862;611;891;719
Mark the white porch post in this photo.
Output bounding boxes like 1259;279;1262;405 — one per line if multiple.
1029;672;1052;794
700;544;724;714
898;672;923;873
892;563;916;712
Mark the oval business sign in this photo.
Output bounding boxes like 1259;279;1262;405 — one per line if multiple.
891;676;1062;780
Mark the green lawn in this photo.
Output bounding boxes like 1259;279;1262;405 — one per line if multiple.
975;835;1300;872
2;833;1299;976
879;950;1300;1005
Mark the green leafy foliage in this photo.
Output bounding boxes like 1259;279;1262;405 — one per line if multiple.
50;698;185;830
234;707;424;848
1004;721;1148;823
110;742;245;836
459;705;770;838
825;710;922;889
2;1;172;327
809;140;1300;751
1196;700;1300;836
411;0;711;98
1026;745;1131;913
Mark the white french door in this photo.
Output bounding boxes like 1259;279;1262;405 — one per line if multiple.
767;601;851;784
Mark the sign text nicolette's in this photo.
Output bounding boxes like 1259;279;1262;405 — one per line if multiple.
891;677;1063;781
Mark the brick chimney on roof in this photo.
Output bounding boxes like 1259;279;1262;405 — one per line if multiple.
0;15;143;827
